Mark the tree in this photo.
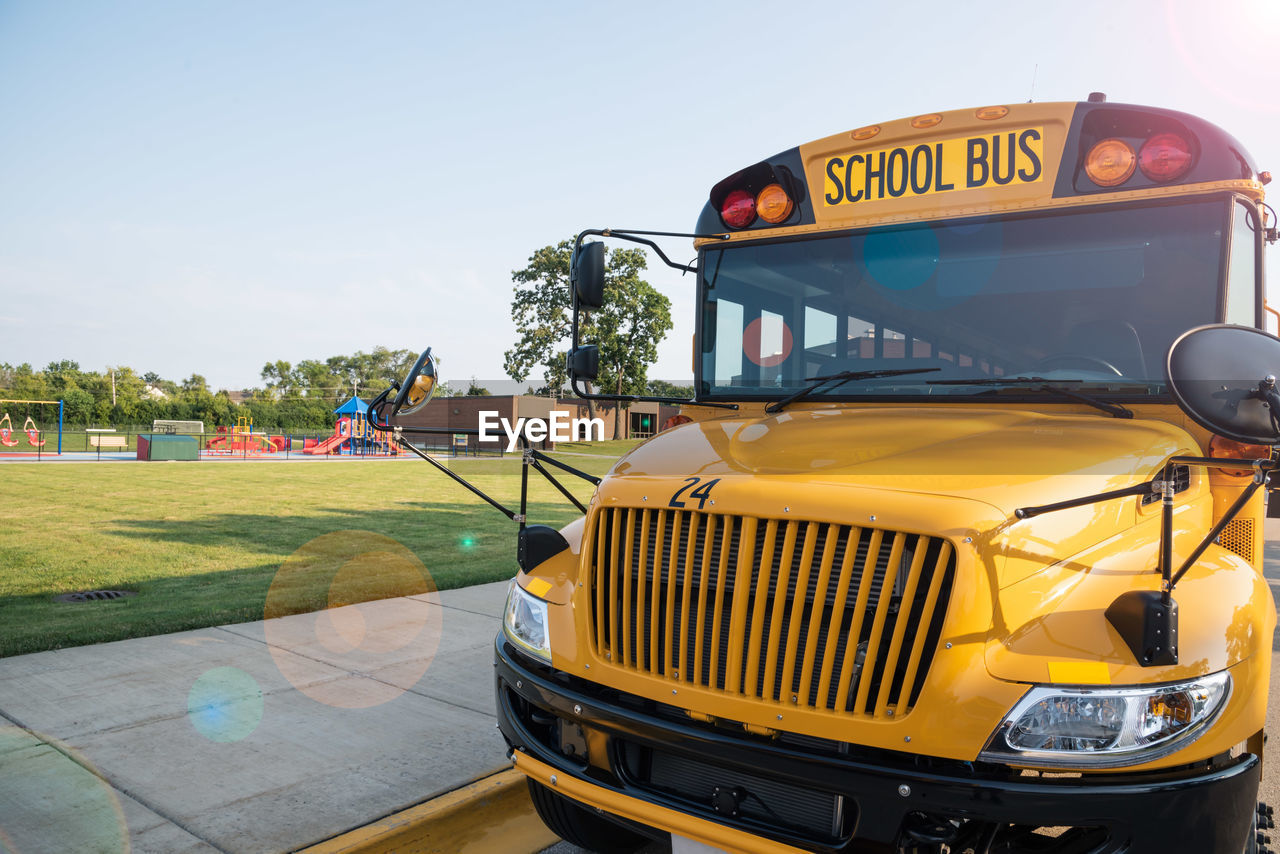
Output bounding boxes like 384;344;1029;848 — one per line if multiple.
181;374;210;394
293;359;341;401
592;248;673;437
260;360;296;398
465;378;490;396
324;347;416;400
647;379;693;398
62;385;94;425
504;239;673;433
504;241;575;395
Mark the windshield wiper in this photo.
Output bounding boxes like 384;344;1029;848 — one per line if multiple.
926;377;1134;419
765;368;940;414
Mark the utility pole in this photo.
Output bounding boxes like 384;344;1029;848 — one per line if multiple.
111;369;117;406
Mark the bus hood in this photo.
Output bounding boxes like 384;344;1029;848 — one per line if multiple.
606;407;1200;588
615;407;1195;511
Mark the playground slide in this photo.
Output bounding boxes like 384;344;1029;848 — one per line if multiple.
303;433;347;455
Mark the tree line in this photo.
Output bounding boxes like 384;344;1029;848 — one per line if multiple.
0;349;434;432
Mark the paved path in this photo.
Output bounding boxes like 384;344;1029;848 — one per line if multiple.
0;582;512;853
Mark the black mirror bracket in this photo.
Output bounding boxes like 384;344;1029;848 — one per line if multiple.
566;228;738;411
1014;454;1277;667
366;394;604;572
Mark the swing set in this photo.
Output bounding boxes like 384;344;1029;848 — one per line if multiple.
0;399;64;455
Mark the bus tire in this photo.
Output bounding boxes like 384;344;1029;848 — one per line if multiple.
527;779;646;852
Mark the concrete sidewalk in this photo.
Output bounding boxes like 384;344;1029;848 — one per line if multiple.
0;581;514;853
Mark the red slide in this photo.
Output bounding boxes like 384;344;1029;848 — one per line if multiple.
303;417;351;455
303;433;347;455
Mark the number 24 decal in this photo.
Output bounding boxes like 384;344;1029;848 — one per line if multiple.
669;477;721;510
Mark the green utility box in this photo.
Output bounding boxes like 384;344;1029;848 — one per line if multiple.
136;434;199;462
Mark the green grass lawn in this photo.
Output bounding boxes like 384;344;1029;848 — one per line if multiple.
0;444;628;657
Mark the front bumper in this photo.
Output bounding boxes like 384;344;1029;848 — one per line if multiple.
495;638;1260;853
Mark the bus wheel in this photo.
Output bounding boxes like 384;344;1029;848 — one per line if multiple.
527;779;646;852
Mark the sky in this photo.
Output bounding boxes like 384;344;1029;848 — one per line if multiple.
3;0;1280;392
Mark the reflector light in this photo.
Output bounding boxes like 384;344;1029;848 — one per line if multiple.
755;183;794;224
1084;138;1137;187
720;190;756;228
1208;434;1269;477
1138;133;1193;182
976;106;1009;120
851;125;881;141
911;113;943;129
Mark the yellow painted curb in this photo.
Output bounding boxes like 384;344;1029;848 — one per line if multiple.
296;768;559;854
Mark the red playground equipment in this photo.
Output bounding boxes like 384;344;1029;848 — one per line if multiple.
204;417;288;455
0;399;64;454
23;416;45;447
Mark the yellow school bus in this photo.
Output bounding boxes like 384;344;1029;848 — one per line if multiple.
380;95;1280;852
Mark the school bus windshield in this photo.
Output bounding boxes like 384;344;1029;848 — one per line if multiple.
698;198;1234;401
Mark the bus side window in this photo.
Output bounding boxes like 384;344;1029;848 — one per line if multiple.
711;298;745;387
1224;201;1259;327
804;306;838;377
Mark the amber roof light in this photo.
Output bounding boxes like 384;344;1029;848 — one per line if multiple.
756;183;794;224
1085;138;1137;187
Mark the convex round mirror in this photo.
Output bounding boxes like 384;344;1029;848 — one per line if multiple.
393;348;438;416
1166;324;1280;445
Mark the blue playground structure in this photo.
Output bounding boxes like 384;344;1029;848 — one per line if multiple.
303;397;401;456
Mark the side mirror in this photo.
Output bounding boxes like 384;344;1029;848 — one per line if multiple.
571;241;605;309
567;345;599;382
1166;324;1280;445
393;348;439;416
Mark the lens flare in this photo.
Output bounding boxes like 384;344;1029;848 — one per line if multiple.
0;725;129;852
263;531;441;709
1166;0;1280;114
187;667;264;743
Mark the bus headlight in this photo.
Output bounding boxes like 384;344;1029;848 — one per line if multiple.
503;581;551;663
979;672;1231;769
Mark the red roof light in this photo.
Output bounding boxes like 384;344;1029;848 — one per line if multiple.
1139;133;1193;182
720;190;756;229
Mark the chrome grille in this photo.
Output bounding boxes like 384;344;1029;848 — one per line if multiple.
588;508;955;718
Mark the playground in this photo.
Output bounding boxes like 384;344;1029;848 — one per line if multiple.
0;396;410;462
301;396;401;456
0;398;63;456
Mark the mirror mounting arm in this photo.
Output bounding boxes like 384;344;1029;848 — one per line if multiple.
397;439;518;521
572;228;729;276
1166;457;1274;588
1014;453;1278;667
567;375;737;410
568;228;739;411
